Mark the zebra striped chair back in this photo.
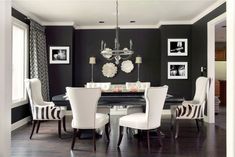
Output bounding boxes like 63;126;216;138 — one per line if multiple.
176;77;209;119
25;78;65;139
173;77;209;139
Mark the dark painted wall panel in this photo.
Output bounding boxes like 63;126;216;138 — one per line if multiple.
191;3;226;92
74;29;161;86
46;26;74;99
160;25;192;99
11;104;31;124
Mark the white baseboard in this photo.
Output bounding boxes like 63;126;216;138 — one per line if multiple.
11;116;31;131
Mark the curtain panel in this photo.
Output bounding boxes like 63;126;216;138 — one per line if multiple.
29;20;50;101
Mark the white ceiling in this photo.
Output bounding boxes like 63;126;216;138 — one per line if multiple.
215;20;226;42
12;0;225;28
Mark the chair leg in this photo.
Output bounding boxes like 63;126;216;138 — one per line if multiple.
147;130;151;153
71;129;77;150
195;119;200;132
30;120;37;139
108;113;111;133
62;116;67;132
93;129;96;152
157;129;163;146
175;120;179;139
58;120;62;138
105;123;110;142
36;121;41;133
117;126;124;147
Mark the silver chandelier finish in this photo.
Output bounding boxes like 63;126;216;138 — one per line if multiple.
100;0;134;65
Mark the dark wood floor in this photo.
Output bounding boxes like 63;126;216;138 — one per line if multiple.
11;115;226;157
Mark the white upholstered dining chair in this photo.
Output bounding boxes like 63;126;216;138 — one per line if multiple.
66;87;110;151
117;86;168;152
25;78;66;139
172;77;209;138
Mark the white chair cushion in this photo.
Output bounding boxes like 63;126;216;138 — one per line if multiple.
72;113;109;129
95;113;109;128
119;113;148;130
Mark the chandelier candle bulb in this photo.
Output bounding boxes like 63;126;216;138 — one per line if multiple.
89;57;96;64
135;56;142;64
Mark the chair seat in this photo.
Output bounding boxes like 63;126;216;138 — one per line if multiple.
176;104;203;119
119;113;148;130
72;113;109;129
33;105;65;120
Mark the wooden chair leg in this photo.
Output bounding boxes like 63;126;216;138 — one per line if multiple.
195;119;200;132
71;129;77;150
36;121;40;133
93;129;96;152
62;116;67;132
105;123;110;142
108;113;111;133
30;120;37;139
147;130;151;152
117;126;124;147
157;129;163;146
58;120;61;138
175;120;179;139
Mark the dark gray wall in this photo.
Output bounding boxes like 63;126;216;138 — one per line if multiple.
11;8;31;124
46;26;74;99
191;3;226;92
160;25;192;99
74;29;161;86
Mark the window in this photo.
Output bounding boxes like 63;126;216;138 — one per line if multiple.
12;17;29;107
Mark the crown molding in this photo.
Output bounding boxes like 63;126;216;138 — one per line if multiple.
12;4;44;25
76;25;158;30
156;21;193;28
42;21;76;27
12;0;226;29
191;0;226;24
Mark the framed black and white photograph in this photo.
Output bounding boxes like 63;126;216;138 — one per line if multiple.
49;46;70;64
168;62;188;79
168;39;188;56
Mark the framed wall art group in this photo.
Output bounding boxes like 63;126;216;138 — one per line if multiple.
167;38;188;79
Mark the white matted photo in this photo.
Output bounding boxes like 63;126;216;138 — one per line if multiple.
49;46;70;64
168;62;188;79
168;39;188;56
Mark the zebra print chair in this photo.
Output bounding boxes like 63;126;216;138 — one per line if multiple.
173;77;209;139
25;78;66;139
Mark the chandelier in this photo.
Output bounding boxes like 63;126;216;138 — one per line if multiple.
100;0;134;65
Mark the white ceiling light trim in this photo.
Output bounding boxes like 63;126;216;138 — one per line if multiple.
191;0;226;24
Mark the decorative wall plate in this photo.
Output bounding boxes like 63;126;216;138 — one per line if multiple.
102;63;117;78
121;60;134;73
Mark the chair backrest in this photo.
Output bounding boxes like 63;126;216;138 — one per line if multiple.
66;87;101;129
193;77;209;104
25;78;45;111
145;86;168;129
86;82;111;91
126;82;151;92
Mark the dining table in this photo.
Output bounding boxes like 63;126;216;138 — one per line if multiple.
52;91;184;109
